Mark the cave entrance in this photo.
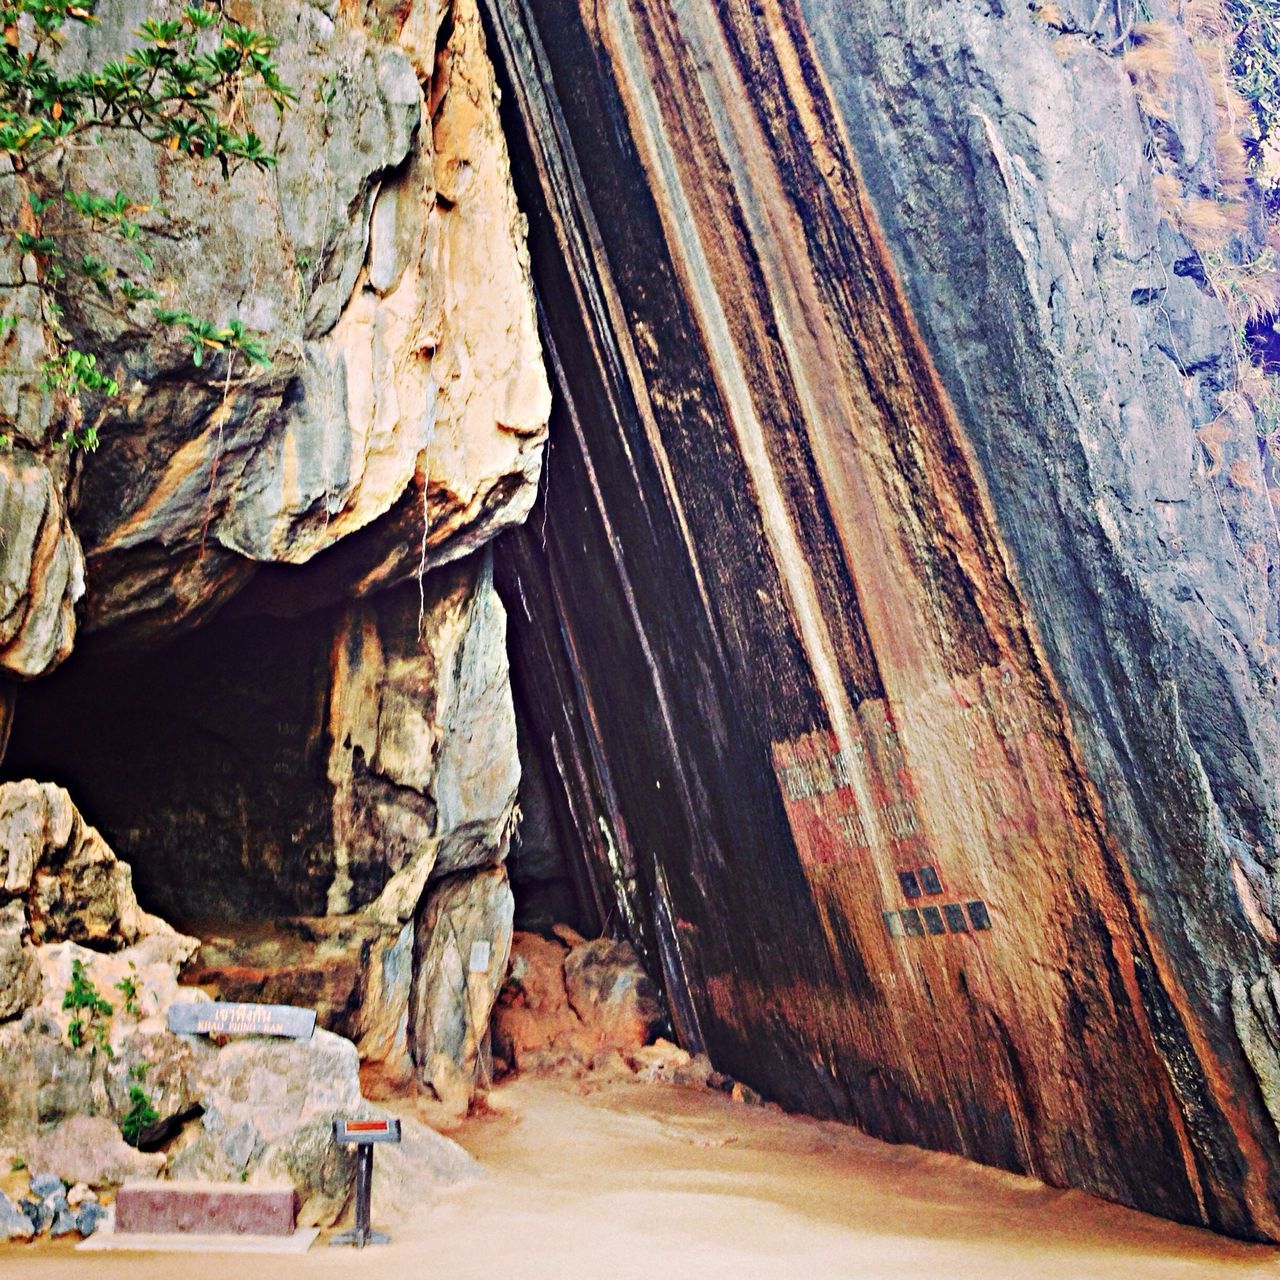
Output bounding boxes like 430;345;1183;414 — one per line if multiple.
4;602;341;929
0;548;597;1097
2;590;400;1058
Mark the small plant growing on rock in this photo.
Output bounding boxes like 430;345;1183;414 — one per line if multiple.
0;1;297;450
113;963;140;1019
61;957;112;1055
120;1083;158;1147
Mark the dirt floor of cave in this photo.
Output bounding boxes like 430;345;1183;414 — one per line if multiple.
5;1074;1280;1279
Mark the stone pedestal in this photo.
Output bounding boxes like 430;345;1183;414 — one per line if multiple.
114;1180;298;1237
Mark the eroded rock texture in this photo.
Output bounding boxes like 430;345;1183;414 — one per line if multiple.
0;780;183;950
484;0;1280;1240
7;549;520;1093
0;456;82;678
0;781;480;1224
0;0;547;675
409;865;513;1110
2;0;547;1109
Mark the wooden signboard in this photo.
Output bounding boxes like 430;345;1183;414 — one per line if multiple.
167;1001;316;1040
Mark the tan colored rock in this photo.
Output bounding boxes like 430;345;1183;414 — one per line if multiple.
631;1039;714;1089
371;1113;483;1218
0;453;83;678
493;930;667;1074
492;931;582;1071
352;921;415;1090
563;937;664;1051
65;0;549;645
0;781;188;949
326;552;519;919
25;1115;163;1188
550;923;588;949
182;915;418;1093
420;0;550;541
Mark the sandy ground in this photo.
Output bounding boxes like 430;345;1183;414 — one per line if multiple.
5;1074;1280;1280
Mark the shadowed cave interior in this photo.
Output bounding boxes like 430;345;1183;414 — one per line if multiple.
0;562;591;979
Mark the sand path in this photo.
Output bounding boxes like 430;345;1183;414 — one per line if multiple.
5;1074;1280;1279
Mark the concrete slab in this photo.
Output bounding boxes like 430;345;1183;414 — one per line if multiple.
77;1221;319;1255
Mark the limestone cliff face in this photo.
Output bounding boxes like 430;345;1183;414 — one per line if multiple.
0;0;548;664
0;0;547;1106
485;0;1280;1241
8;0;1280;1237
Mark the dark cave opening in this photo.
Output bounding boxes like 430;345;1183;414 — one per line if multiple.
2;605;339;927
0;576;593;941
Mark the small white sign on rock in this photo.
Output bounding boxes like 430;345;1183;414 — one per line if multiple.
468;939;492;974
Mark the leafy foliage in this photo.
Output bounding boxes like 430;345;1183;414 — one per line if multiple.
120;1082;158;1146
61;956;112;1055
0;1;295;449
114;962;140;1018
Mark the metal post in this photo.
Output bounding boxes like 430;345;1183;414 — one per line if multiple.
354;1146;373;1247
330;1117;398;1248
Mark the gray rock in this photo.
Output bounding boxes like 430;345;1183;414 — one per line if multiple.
103;1028;211;1139
0;900;42;1023
166;1025;480;1227
430;558;522;880
257;1117;357;1230
28;1172;61;1199
49;1207;78;1238
26;1115;164;1188
218;1119;261;1174
0;937;208;1145
410;866;514;1111
0;1192;34;1241
328;554;521;922
0;781;191;949
20;1197;50;1233
177;1028;366;1227
0;1010;95;1138
74;1202;104;1237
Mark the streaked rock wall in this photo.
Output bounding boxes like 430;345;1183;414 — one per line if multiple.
486;0;1280;1239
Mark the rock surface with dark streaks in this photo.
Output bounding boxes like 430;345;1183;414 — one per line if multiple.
483;0;1280;1240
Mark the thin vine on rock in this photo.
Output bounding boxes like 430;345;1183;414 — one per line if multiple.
0;0;296;450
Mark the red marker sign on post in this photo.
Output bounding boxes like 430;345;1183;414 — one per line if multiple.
331;1117;401;1247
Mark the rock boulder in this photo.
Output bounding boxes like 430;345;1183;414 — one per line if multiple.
410;866;514;1112
171;1028;366;1227
25;1115;164;1188
0;902;42;1022
493;930;666;1074
563;938;664;1050
0;781;186;950
0;1192;34;1242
